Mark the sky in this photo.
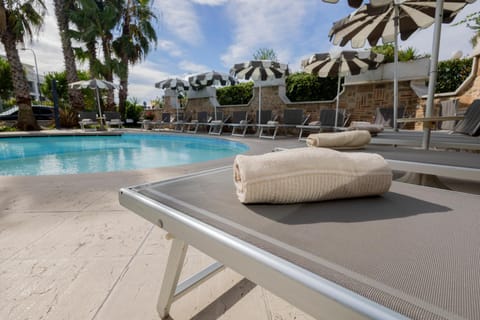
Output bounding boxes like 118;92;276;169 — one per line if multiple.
3;0;480;104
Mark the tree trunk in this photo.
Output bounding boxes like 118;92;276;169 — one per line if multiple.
101;36;115;111
118;56;129;120
54;0;84;111
1;32;39;130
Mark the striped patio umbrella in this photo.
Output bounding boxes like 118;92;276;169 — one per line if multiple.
230;60;289;124
69;79;121;130
302;50;384;128
328;0;475;133
188;71;237;90
155;78;190;121
321;0;392;8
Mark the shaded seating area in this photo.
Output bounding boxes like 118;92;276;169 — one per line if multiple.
78;111;97;131
103;111;123;130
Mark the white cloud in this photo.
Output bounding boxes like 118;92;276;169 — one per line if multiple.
154;0;204;45
190;0;228;5
179;60;211;74
220;0;312;67
158;40;183;57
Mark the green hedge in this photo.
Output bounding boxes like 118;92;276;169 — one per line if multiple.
217;82;253;105
436;58;473;93
286;72;339;102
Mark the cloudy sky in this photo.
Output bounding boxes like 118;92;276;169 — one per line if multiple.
4;0;480;103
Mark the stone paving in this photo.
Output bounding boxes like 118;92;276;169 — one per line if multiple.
1;130;478;320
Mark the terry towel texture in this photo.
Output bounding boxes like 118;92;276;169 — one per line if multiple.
233;147;392;204
306;130;371;148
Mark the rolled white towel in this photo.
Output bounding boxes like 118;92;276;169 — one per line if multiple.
306;130;371;149
233;147;391;204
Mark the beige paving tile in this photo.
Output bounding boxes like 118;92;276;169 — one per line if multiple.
0;212;72;261
11;211;152;260
0;257;129;320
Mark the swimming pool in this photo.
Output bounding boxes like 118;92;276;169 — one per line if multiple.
0;133;249;176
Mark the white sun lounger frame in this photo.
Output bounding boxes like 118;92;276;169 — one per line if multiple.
119;168;406;320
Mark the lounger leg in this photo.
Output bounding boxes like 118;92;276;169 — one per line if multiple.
157;238;188;319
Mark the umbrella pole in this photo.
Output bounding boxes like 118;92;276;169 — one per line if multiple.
334;76;341;129
258;84;262;125
96;87;105;130
393;5;400;132
423;0;444;150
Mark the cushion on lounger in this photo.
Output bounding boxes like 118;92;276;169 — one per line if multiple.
306;130;371;149
347;121;384;135
267;120;279;125
233;147;392;204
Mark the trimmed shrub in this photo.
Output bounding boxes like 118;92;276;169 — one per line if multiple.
436;58;473;93
286;72;339;102
217;82;254;105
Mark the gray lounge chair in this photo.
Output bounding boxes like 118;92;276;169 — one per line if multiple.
119;166;480;320
103;111;123;130
453;99;480;136
226;111;249;136
208;112;231;135
439;99;458;131
258;109;307;139
184;111;209;133
78;111;97;131
151;113;171;131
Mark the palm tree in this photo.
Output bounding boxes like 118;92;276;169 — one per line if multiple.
69;0;122;111
0;0;46;130
113;0;157;119
53;0;84;111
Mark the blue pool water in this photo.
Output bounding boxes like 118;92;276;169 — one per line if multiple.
0;133;249;176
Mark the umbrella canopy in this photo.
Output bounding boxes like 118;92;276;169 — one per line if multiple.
230;60;289;124
302;50;384;127
69;79;120;130
155;78;189;91
321;0;392;8
329;0;474;132
188;71;237;90
329;0;470;48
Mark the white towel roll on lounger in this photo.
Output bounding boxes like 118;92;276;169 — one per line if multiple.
233;147;392;204
306;130;371;149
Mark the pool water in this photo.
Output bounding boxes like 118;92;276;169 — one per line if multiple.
0;133;249;176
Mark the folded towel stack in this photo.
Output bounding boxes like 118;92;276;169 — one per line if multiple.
233;147;392;204
306;130;371;149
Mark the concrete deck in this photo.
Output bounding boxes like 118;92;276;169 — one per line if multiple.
1;130;479;320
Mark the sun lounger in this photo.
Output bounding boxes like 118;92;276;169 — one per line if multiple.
224;111;248;136
452;99;480;136
78;111;97;131
119;167;480;320
151;113;171;131
183;111;208;133
208;113;231;135
103;111;123;130
258;109;308;139
439;99;458;130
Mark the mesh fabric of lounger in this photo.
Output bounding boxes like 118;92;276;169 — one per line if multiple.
258;109;307;139
297;109;348;139
375;107;407;128
78;111;97;131
439;99;458;130
453;99;480;136
103;111;123;130
119;167;480;320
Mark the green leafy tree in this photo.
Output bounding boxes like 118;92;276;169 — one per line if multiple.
436;58;473;93
453;12;480;47
53;0;84;111
112;0;157;119
0;56;13;101
0;0;46;130
217;82;254;105
286;72;338;102
42;70;91;108
253;48;278;61
371;44;428;63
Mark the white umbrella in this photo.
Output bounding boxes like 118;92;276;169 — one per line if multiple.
69;79;120;130
155;78;190;122
302;50;384;128
230;60;289;125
